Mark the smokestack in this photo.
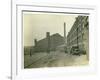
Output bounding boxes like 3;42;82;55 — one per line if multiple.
64;22;66;43
46;32;50;53
34;39;37;46
46;32;50;38
34;39;37;52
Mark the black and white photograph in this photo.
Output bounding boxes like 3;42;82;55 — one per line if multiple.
23;12;89;68
10;1;97;79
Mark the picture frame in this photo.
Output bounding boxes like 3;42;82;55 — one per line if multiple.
11;0;97;80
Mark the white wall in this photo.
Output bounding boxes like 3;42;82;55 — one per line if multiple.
0;0;99;80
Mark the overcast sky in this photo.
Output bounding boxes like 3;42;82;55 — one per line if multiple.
23;12;78;46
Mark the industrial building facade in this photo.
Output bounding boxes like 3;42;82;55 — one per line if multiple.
34;33;65;53
67;16;89;59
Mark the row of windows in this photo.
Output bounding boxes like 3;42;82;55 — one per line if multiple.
69;16;87;35
67;34;83;46
67;31;83;43
67;22;88;42
67;16;89;47
67;18;88;39
67;25;83;39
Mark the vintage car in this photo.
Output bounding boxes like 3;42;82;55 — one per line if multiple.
70;46;80;55
70;46;86;55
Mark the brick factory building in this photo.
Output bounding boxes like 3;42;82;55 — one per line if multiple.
34;33;65;53
67;16;89;59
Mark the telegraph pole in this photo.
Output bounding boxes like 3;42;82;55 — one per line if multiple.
64;22;66;44
77;28;78;47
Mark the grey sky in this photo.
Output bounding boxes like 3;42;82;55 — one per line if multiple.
23;12;77;46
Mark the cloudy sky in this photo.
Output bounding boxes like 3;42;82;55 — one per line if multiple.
23;12;78;46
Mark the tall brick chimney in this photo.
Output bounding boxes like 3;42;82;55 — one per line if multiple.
34;39;37;46
34;39;38;52
46;32;50;53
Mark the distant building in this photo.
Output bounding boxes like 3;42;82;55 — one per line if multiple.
67;16;89;59
34;33;65;52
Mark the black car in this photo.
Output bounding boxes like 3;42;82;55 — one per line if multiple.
70;46;80;56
